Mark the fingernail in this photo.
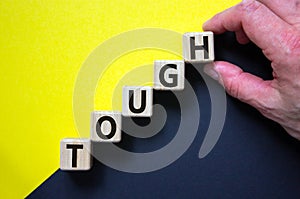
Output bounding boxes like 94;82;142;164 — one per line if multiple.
203;63;219;81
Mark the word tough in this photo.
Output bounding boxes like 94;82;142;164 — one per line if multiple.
60;32;214;170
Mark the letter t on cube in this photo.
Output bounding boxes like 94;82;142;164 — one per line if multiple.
183;32;214;63
60;138;92;171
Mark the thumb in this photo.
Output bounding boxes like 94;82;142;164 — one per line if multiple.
203;61;277;110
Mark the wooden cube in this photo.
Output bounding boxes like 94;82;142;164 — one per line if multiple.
91;111;122;142
153;60;185;90
183;32;214;63
60;138;92;171
122;86;153;117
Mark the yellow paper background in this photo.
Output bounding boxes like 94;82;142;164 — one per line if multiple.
0;0;239;198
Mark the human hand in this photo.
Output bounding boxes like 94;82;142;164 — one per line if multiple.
202;0;300;140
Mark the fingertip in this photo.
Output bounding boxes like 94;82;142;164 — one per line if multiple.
202;20;211;31
212;61;241;73
202;14;227;34
203;62;219;81
204;62;229;86
205;61;243;87
211;61;274;109
202;13;221;31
